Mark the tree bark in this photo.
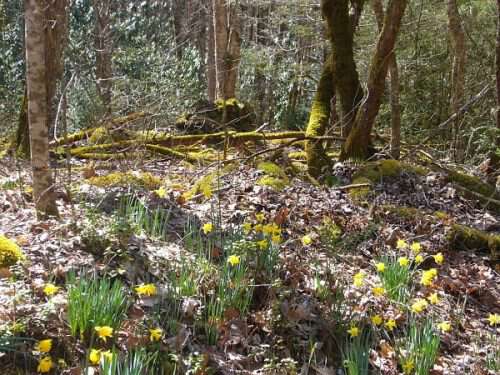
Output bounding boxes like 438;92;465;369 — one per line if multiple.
373;0;401;160
25;0;59;217
447;0;466;162
207;2;216;101
340;0;408;160
212;0;241;101
497;0;500;147
93;0;113;113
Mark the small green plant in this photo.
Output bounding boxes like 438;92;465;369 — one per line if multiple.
99;349;156;375
378;256;413;304
484;332;499;372
80;206;111;255
318;217;342;252
397;319;440;375
0;335;32;354
342;329;372;375
67;273;129;341
339;223;378;253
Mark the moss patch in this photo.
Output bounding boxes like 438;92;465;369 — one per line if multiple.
0;235;25;267
447;224;500;261
86;171;161;190
256;161;290;191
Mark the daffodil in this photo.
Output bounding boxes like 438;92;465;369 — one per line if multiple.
95;326;113;342
154;186;166;198
411;298;428;314
203;223;213;234
376;262;385;272
420;268;437;286
43;283;59;296
433;252;444;265
487;313;500;326
89;349;101;365
384;319;396;331
347;326;359;337
437;321;451;333
262;224;274;236
396;239;408;249
410;242;422;254
227;255;240;266
398;257;409;267
242;222;252;234
353;272;365;287
135;283;157;296
427;292;440;305
402;359;415;374
254;224;263;233
37;356;53;373
372;286;385;297
149;328;163;342
371;315;383;326
301;235;312;246
271;234;282;244
415;254;424;264
35;339;52;353
257;239;268;250
255;213;265;222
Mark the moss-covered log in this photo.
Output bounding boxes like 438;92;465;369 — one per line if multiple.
305;59;335;178
146;144;214;163
448;224;499;261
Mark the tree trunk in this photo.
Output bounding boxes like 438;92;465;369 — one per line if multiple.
25;0;59;217
323;0;364;137
16;88;30;156
173;0;188;59
497;0;500;147
207;2;216;101
373;0;401;160
447;0;466;162
340;0;408;161
93;0;113;113
212;0;241;101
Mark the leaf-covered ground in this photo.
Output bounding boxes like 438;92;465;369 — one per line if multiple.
0;152;499;375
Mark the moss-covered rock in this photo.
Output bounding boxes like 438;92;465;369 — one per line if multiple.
447;224;499;261
0;235;25;267
86;171;162;190
256;161;290;191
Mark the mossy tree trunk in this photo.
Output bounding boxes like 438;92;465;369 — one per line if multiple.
305;59;335;178
373;0;401;160
340;0;408;161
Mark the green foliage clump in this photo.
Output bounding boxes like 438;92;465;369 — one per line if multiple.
86;171;162;190
0;235;24;267
257;161;290;191
377;256;413;304
319;217;342;251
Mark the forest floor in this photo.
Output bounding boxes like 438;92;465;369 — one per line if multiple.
0;144;499;374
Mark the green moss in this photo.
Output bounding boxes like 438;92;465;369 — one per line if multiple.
86;171;162;190
257;176;289;191
447;224;499;261
0;235;25;267
88;127;110;144
349;177;372;200
257;161;287;179
447;170;500;200
352;160;427;183
434;211;449;221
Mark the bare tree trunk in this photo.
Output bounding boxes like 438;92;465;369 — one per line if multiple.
373;0;401;160
207;2;216;101
497;0;500;147
173;0;188;59
340;0;408;161
212;0;240;101
25;0;59;217
447;0;466;162
93;0;113;114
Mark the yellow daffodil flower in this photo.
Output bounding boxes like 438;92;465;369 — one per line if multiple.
420;268;437;287
227;255;240;266
410;242;421;254
149;328;163;342
95;326;113;342
101;350;113;362
257;239;268;250
411;299;428;314
271;234;282;244
43;283;59;297
242;222;252;235
35;339;52;353
255;213;265;222
372;286;385;297
376;262;385;272
371;315;383;326
433;252;444;265
37;356;53;373
301;235;312;246
353;272;365;287
135;283;157;296
384;319;396;331
347;326;359;337
154;186;166;199
415;254;424;264
202;223;213;234
396;239;408;249
427;292;440;305
398;257;409;267
89;349;101;365
254;224;263;233
487;313;500;326
402;359;415;374
437;321;451;333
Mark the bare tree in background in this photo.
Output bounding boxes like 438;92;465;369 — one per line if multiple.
93;0;113;114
